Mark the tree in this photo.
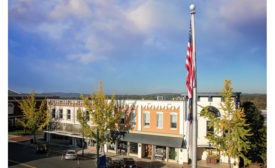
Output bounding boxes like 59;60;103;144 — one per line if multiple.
77;108;92;156
201;80;251;167
241;102;266;164
16;90;50;143
81;81;121;152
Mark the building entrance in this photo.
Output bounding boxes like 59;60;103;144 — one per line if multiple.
142;144;152;159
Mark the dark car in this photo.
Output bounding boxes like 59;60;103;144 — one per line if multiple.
112;160;122;168
36;143;48;153
121;158;136;168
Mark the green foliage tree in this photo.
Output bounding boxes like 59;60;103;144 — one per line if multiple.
241;102;266;164
201;80;251;167
81;81;121;151
77;108;92;156
16;90;50;143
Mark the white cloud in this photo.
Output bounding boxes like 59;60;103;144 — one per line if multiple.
37;22;71;39
219;0;266;25
49;0;92;20
127;0;185;32
9;0;189;64
67;52;106;64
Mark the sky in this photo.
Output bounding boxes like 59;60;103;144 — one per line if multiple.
8;0;267;95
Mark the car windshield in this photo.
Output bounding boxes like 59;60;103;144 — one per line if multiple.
67;151;75;154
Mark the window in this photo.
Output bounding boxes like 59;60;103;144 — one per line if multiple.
51;109;56;118
130;142;138;154
108;142;115;151
67;109;71;120
86;111;90;121
157;112;163;128
120;112;125;124
130;110;136;125
200;106;220;118
207;121;214;136
170;113;177;129
169;147;176;160
144;112;150;127
59;109;63;119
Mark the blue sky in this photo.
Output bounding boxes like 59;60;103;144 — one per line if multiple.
8;0;266;94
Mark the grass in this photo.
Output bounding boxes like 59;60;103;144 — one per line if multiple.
8;129;32;136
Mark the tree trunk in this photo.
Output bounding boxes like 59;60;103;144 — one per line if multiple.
228;155;231;168
82;139;84;156
33;132;36;144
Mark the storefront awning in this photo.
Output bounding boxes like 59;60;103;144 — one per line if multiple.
120;133;185;148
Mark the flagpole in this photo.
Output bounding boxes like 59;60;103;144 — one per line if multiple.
190;4;197;168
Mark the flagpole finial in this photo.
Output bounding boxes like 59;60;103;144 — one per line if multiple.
190;4;195;14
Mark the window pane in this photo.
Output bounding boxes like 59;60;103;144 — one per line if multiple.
157;113;163;128
170;114;177;128
131;111;136;125
59;109;63;119
160;114;163;128
207;121;214;135
52;109;55;118
130;142;138;154
120;112;125;124
67;109;71;120
144;113;150;126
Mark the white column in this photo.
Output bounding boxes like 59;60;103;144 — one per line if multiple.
166;147;169;162
138;105;142;131
115;140;118;154
138;143;142;158
179;148;188;164
104;144;108;154
151;145;155;161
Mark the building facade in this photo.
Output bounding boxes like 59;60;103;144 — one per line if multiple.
44;93;241;165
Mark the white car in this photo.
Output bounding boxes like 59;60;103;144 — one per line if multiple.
64;150;77;160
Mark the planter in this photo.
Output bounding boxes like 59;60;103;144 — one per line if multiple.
207;155;219;164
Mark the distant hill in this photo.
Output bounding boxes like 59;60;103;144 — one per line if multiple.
240;94;266;110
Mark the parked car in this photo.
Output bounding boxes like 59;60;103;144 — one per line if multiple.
112;160;122;168
64;150;77;160
36;143;48;153
121;158;136;168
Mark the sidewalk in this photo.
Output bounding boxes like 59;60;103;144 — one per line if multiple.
8;137;229;168
8;135;32;143
75;147;229;168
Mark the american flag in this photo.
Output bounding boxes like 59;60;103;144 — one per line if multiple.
185;23;194;157
186;23;194;122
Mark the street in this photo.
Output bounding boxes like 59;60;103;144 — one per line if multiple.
8;142;96;168
8;141;228;168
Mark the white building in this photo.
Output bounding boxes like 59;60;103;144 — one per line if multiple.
44;92;241;165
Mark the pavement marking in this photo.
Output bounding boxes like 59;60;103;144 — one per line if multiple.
9;160;36;168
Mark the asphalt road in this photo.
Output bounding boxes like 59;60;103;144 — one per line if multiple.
8;142;97;168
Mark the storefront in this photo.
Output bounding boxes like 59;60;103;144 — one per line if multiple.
129;142;138;155
117;133;187;163
155;146;166;161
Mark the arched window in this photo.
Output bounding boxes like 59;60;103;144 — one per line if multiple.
200;106;220;136
200;106;220;118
